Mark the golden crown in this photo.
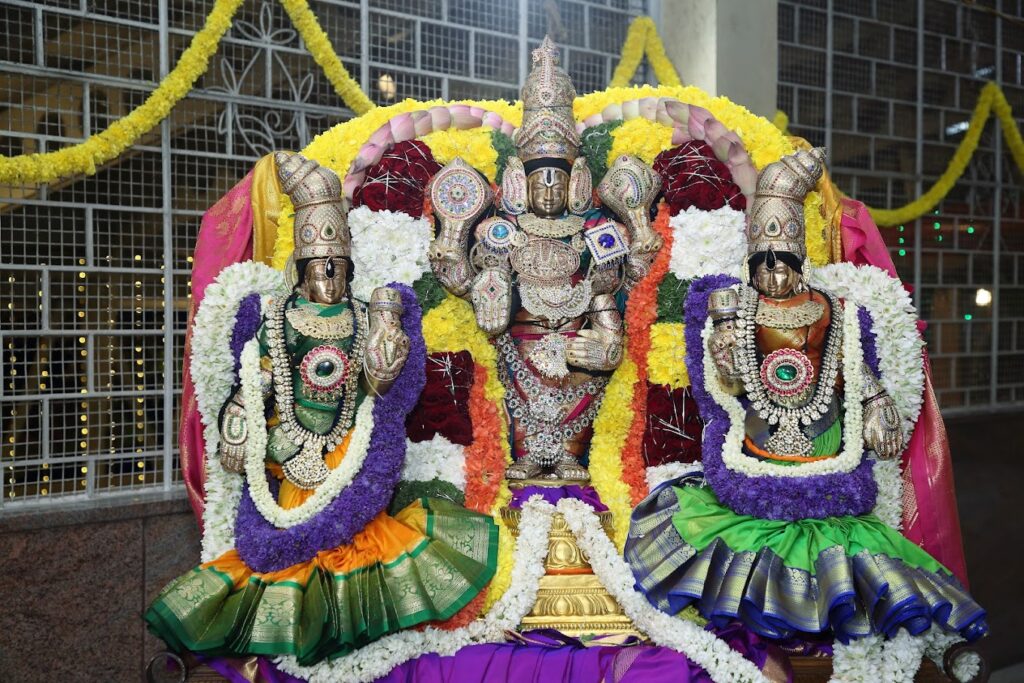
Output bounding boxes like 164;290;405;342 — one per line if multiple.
746;148;826;259
514;36;580;168
275;152;350;261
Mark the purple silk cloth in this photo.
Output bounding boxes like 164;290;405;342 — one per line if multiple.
374;642;713;683
201;625;788;683
508;485;608;512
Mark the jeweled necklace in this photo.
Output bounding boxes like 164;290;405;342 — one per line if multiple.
518;213;585;239
265;294;367;487
496;333;607;467
734;286;843;456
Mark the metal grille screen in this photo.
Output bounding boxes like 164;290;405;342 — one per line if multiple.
778;0;1024;413
0;0;646;507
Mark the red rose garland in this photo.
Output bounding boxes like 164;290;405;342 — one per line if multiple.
653;140;746;215
642;384;704;467
352;140;441;217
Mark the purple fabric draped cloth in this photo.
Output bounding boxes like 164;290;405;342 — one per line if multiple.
200;625;788;683
509;485;608;512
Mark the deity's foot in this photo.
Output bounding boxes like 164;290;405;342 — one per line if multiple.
549;457;589;483
506;459;543;480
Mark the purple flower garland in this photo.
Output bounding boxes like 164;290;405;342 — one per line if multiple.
858;307;881;377
230;292;263;375
684;275;877;521
234;284;427;573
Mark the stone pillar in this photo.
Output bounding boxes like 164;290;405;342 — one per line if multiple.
657;0;779;120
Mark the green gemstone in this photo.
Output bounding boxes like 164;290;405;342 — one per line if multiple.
315;360;335;377
775;364;797;381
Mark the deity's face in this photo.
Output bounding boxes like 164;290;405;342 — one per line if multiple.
527;168;569;218
301;256;348;304
752;258;801;299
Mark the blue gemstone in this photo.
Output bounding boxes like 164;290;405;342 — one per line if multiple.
493;224;509;239
598;233;616;248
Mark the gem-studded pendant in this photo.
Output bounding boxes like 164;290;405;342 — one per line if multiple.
527;333;570;379
759;347;814;400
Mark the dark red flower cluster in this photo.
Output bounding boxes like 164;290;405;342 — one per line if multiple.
405;350;474;445
653;140;746;214
352;140;441;217
642;383;704;467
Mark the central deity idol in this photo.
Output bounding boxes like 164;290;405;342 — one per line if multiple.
428;37;662;482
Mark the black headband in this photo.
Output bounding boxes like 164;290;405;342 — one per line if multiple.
523;158;573;176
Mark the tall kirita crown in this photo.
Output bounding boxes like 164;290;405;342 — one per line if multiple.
746;148;826;260
514;36;580;171
275;152;350;260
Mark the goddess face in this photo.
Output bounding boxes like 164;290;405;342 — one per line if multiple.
752;258;801;299
527;168;569;218
302;256;348;304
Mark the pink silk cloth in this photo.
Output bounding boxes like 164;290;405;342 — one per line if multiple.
180;171;257;526
840;198;969;585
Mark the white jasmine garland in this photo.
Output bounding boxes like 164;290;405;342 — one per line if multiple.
923;628;980;683
239;339;376;528
275;496;556;682
668;206;747;281
870;457;904;530
702;300;867;478
810;263;925;439
192;261;287;560
349;206;432;301
402;435;467;491
645;461;703;491
557;498;769;683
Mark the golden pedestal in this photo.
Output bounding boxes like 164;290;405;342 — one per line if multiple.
501;482;638;638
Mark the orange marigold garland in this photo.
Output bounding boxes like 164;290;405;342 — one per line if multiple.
463;363;507;513
620;201;674;504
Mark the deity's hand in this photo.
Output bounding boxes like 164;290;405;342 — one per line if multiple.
470;267;513;336
566;328;623;371
362;287;409;395
217;397;248;473
863;392;905;459
708;321;742;382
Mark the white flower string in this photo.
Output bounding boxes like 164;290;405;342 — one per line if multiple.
402;435;467;491
810;263;925;439
831;630;928;683
556;498;769;683
274;496;556;683
349;206;433;301
645;461;703;491
668;206;747;281
702;303;867;479
870;458;904;530
191;262;286;560
924;628;981;683
239;339;377;529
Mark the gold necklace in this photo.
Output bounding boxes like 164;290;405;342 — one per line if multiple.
518;213;585;239
286;306;354;340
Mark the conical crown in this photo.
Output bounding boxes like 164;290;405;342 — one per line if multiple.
746;148;826;259
514;36;580;168
276;151;350;260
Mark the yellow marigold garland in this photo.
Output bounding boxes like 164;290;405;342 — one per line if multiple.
648;323;688;388
868;82;1024;226
608;118;675;166
422;128;500;183
0;0;244;184
279;0;375;115
609;15;682;88
587;355;641;550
